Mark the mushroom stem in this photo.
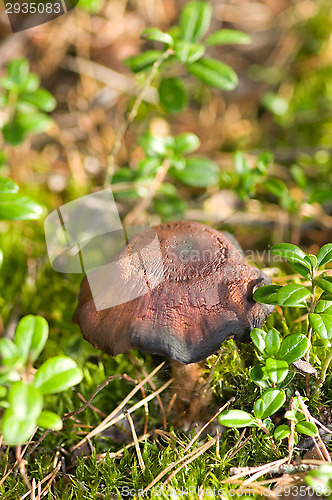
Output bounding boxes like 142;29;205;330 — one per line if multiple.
169;360;212;428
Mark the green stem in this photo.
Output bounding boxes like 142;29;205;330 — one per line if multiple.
104;47;174;187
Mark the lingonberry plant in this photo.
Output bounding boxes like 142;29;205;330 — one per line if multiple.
218;242;332;450
0;315;83;446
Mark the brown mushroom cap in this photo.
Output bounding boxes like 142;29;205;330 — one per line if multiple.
74;221;274;364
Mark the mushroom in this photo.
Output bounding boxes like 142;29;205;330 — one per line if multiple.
74;221;274;426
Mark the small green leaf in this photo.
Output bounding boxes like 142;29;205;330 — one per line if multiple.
169;154;186;171
124;51;163;73
2;120;25;145
250;328;267;353
187;58;238;91
206;29;251;46
158;78;188;114
253;389;286;419
218;409;256;428
315;300;332;314
317;244;332;268
270;243;308;264
141;28;173;46
33;356;83;395
139;133;168;157
295;421;318;437
250;365;269;386
179;1;212;42
18;112;53;134
253;285;282;305
276;284;310;307
277;334;310;363
262;92;288;116
265;329;281;357
7;58;29;84
175;40;205;64
173;133;200;154
309;313;332;339
171;157;219;187
0;177;19;194
0;194;43;220
274;424;291;441
19;89;56;112
264;178;288;198
37;411;63;430
234;151;249;176
316;276;332;295
0;409;37;445
8;381;43;420
0;338;18;360
265;358;288;384
14;315;48;363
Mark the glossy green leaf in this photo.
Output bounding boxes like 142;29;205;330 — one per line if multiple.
0;338;18;360
250;365;270;389
315;300;332;314
253;389;286;419
317;244;332;268
169;154;186;171
265;328;281;357
270;243;307;263
7;58;29;84
309;313;332;339
175;40;205;64
277;334;310;363
2;120;25;145
173;133;200;154
287;260;312;279
295;421;318;437
37;411;63;430
0;408;37;445
179;1;212;42
18;112;53;134
206;29;251;46
14;315;48;363
265;358;288;384
0;177;19;194
158;78;187;114
316;276;332;295
0;248;3;268
139;133;168;157
0;194;43;220
172;157;219;187
274;424;291;440
19;89;56;112
234;151;249;176
187;58;238;91
124;50;163;73
218;409;256;428
253;285;282;305
264;178;288;198
250;328;267;353
8;381;42;420
141;28;173;46
276;284;310;307
33;356;83;394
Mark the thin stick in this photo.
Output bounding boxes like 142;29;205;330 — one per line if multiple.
23;373;136;461
125;412;145;473
183;398;234;453
71;362;166;451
